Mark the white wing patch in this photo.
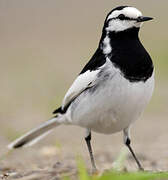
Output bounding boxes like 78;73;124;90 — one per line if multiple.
62;69;100;109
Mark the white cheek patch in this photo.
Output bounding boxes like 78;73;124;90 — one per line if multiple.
106;19;137;32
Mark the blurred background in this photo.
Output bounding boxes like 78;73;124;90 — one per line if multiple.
0;0;168;171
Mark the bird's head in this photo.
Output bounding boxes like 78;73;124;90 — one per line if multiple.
104;6;153;33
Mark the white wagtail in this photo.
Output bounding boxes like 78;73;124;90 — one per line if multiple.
8;6;154;171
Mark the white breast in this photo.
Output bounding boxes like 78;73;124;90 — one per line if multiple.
65;60;154;134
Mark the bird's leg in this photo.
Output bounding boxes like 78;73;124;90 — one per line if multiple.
85;129;97;172
123;127;144;171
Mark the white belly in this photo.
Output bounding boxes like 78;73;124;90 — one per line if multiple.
66;70;154;134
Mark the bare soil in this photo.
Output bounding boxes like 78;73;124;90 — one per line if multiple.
0;114;168;180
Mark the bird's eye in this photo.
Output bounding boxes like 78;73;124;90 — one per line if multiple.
118;14;125;20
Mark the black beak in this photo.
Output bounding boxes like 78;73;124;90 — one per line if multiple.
137;16;153;22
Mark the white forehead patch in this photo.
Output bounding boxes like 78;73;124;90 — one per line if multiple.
107;7;142;21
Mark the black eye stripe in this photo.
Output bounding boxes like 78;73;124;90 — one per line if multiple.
107;16;137;22
118;14;125;20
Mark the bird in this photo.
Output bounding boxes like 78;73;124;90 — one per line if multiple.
8;6;154;172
